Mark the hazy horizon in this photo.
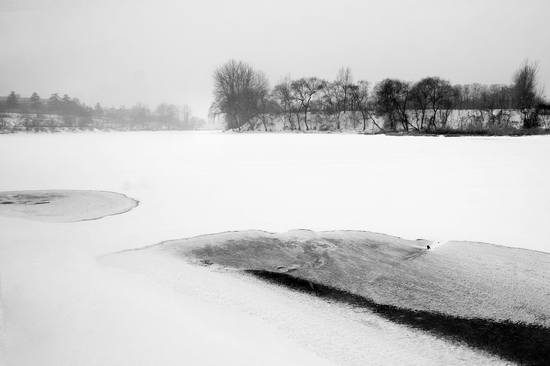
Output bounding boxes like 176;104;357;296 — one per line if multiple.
1;0;549;119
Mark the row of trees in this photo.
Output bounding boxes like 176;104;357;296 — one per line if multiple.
210;60;548;132
0;92;205;130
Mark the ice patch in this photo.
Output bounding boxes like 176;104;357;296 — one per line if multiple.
0;190;137;222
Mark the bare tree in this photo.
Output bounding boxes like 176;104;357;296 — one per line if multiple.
210;59;269;130
291;77;325;131
254;91;278;131
321;81;342;129
334;67;354;114
427;77;455;129
349;80;383;131
513;60;543;128
156;103;178;130
410;80;431;130
410;77;455;130
130;103;151;129
272;76;295;130
179;104;193;130
373;79;411;131
318;68;355;130
480;84;514;126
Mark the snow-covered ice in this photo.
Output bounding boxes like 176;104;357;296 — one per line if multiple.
0;190;137;222
1;131;549;365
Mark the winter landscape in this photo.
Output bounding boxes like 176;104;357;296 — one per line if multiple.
1;131;550;365
2;1;550;365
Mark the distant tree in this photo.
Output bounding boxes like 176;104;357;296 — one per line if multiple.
77;104;94;128
513;60;543;128
188;116;206;130
254;90;278;131
451;84;464;110
156;103;178;130
197;118;206;129
426;77;456;129
93;103;104;117
48;93;62;114
349;80;383;131
179;104;193;129
513;60;540;109
54;95;89;127
210;59;270;130
61;94;72;115
334;67;354;114
321;81;342;129
478;84;514;126
410;80;431;130
374;79;411;131
6;91;20;111
130;103;151;128
272;76;295;130
410;77;455;130
103;107;124;127
290;77;325;131
59;95;76;126
29;92;42;111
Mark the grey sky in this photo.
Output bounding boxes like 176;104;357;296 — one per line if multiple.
1;0;549;118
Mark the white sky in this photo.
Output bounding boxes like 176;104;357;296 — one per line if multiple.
1;0;549;118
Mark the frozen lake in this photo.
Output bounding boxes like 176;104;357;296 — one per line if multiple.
1;131;549;253
1;131;549;365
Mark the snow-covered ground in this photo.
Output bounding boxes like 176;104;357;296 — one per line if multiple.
1;131;549;365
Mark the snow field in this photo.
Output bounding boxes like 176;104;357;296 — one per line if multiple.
1;131;549;365
1;132;549;253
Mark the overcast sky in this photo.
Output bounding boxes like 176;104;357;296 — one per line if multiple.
1;0;549;119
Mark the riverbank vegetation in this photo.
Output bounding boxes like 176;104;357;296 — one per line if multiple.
210;60;550;134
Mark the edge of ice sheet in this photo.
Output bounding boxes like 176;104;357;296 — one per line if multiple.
144;229;550;325
0;190;138;222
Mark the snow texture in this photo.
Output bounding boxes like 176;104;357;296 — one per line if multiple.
1;131;549;365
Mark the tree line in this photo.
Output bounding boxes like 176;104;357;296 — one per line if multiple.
210;60;549;132
0;92;205;131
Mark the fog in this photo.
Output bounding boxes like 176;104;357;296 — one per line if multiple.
1;0;550;118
